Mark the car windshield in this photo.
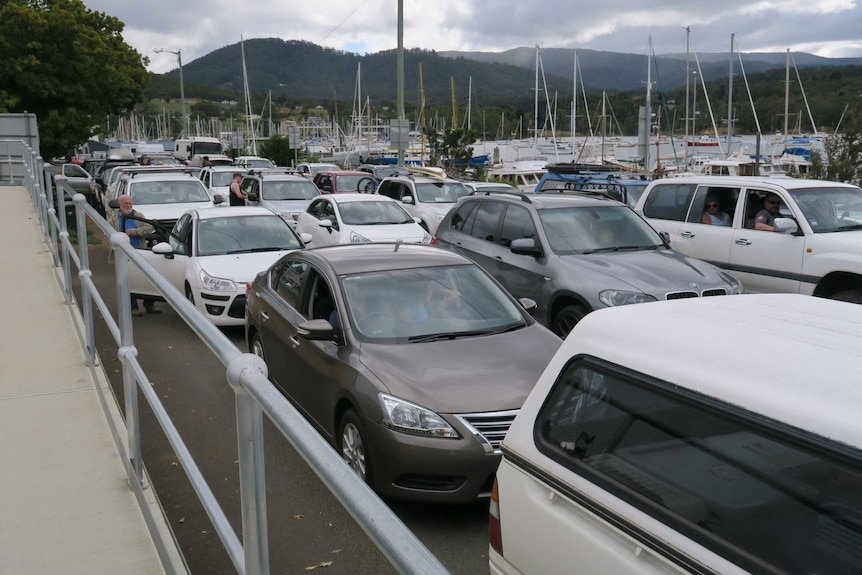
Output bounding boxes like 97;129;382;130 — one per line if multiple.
788;186;862;232
415;181;471;204
335;175;372;192
340;265;526;341
338;201;414;225
196;215;302;256
129;180;211;204
263;181;320;200
538;205;664;254
245;159;273;168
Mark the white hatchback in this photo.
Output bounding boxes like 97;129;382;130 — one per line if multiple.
128;207;308;326
491;294;862;575
296;193;431;247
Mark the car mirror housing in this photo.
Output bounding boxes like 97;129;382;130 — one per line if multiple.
518;297;538;314
151;242;173;255
247;192;259;202
510;238;542;256
297;319;336;341
299;232;313;244
774;218;799;235
402;195;415;205
659;231;671;246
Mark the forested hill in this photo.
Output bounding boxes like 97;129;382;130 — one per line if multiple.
147;38;862;109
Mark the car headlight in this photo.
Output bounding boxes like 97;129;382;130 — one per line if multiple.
380;393;460;439
727;275;744;294
598;290;657;307
199;269;237;292
421;231;432;244
350;231;371;244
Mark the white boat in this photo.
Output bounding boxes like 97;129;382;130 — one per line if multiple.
487;158;548;193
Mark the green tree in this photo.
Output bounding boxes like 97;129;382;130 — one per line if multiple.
423;126;476;176
0;0;148;158
259;135;297;167
810;116;862;185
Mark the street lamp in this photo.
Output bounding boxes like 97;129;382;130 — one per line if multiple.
154;48;188;135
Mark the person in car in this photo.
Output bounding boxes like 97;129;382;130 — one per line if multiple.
701;196;730;226
109;194;160;316
754;193;782;231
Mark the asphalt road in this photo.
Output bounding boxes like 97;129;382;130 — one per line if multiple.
73;238;491;574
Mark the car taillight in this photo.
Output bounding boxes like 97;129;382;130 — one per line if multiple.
431;234;437;246
489;479;503;555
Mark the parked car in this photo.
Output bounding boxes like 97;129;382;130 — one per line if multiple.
491;293;862;575
296;193;431;247
634;176;862;301
198;165;246;203
234;155;274;169
435;190;742;336
375;168;471;234
356;163;409;180
127;206;308;326
101;165;190;215
241;169;321;227
296;162;340;178
312;170;378;194
245;243;562;502
51;162;99;212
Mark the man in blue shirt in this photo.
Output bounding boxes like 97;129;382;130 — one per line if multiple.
110;194;161;316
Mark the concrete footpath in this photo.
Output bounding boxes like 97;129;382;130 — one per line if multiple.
0;186;183;574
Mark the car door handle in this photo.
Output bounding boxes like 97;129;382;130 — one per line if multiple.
735;238;752;245
680;231;695;238
289;335;300;346
260;310;269;321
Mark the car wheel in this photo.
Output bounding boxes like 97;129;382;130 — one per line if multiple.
338;410;373;486
832;289;862;304
553;304;589;338
250;332;265;361
185;284;195;305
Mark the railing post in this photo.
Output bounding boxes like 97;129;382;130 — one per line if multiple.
75;194;97;366
113;232;144;483
228;354;271;575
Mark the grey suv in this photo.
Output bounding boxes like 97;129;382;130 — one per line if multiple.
241;169;321;227
435;191;743;336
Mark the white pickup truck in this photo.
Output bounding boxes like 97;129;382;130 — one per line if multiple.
633;175;862;302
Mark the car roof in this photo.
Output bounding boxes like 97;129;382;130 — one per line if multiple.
193;206;278;220
302;243;472;276
323;193;395;204
316;170;368;177
651;176;861;190
124;171;205;183
551;293;862;450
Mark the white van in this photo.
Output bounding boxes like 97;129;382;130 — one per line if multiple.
491;294;862;575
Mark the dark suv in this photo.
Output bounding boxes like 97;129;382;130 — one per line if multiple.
434;190;742;336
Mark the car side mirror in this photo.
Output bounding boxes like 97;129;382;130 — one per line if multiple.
510;237;542;256
108;198;120;209
518;297;538;314
299;232;313;244
659;231;671;246
247;192;259;202
774;218;799;235
297;319;336;341
319;218;334;232
402;195;415;205
213;194;225;206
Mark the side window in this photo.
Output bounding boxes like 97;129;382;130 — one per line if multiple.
688;186;740;225
307;198;326;218
468;201;505;242
170;214;192;255
240;178;255;194
450;201;477;232
536;358;862;575
63;164;87;178
320;201;337;225
642;183;696;221
272;259;309;309
499;204;537;247
377;181;397;200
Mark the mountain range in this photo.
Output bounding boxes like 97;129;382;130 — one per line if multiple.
155;38;862;109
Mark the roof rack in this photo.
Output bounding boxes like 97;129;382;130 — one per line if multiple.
406;165;447;180
247;167;300;177
475;189;534;203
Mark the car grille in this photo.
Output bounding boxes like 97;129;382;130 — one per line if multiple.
456;409;519;454
666;288;728;300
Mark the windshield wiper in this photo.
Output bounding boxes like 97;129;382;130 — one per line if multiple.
223;246;285;254
582;245;650;254
407;323;525;343
833;224;862;232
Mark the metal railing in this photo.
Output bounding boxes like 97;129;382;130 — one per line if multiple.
16;143;451;575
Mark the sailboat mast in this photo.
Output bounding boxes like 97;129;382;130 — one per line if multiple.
644;38;652;172
572;50;577;152
684;26;690;165
784;49;790;139
726;33;735;158
534;45;540;147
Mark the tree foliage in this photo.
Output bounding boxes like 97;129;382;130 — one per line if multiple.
0;0;149;158
809;116;862;185
259;135;297;167
423;127;477;176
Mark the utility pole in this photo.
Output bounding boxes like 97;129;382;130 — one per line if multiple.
154;48;187;135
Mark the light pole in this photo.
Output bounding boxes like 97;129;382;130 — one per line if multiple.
154;48;188;136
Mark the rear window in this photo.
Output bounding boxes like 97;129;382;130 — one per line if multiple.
642;183;696;221
535;357;862;574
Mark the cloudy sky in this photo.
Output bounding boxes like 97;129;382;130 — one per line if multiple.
81;0;862;74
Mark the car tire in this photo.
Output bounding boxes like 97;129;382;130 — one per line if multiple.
553;304;589;337
832;289;862;304
338;409;373;487
250;332;265;362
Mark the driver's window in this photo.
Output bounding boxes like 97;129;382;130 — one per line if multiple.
321;202;337;228
170;214;191;255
